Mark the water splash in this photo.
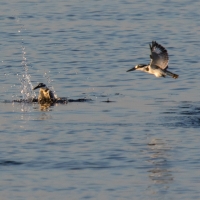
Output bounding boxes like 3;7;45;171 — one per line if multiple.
14;16;57;103
19;46;36;101
14;16;36;102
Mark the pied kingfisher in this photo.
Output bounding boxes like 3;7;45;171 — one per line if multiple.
127;41;178;79
33;83;57;104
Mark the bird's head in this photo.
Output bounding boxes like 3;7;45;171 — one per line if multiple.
33;83;47;90
126;64;147;72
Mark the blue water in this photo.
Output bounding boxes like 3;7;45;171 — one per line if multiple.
1;0;200;199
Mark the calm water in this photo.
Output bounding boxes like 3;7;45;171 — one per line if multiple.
1;0;200;199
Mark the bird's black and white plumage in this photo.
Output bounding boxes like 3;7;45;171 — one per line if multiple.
127;41;178;79
33;83;56;104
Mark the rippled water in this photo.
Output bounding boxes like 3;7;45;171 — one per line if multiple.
1;0;200;199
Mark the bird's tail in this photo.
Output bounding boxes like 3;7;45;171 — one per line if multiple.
165;70;179;79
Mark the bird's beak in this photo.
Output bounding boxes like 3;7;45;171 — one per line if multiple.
126;67;136;72
33;85;39;90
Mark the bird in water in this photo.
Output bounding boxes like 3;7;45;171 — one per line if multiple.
127;41;178;79
33;83;56;104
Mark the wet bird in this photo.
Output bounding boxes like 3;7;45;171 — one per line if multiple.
33;83;56;104
127;41;178;79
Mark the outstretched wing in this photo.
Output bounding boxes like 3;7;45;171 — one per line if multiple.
149;41;169;70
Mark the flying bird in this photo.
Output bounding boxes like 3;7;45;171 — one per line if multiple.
33;83;56;104
127;41;178;79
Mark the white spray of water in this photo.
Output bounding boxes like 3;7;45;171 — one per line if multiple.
15;16;36;102
19;46;36;102
14;16;56;104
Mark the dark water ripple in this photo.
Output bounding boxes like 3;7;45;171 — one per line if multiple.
160;102;200;128
0;160;23;166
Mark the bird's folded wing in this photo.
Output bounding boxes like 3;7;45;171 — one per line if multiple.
49;90;56;101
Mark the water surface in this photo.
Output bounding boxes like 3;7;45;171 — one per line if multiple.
1;0;200;199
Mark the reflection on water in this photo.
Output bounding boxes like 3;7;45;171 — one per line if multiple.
147;139;173;195
20;102;34;112
38;102;53;111
37;101;67;111
37;112;53;120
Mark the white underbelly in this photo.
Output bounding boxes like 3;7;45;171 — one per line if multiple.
148;66;165;77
